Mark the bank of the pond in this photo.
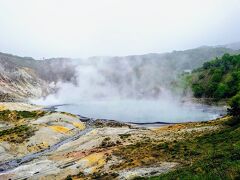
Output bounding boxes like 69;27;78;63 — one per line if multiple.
0;102;234;179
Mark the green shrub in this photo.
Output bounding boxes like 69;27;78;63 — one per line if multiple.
192;84;204;97
228;93;240;122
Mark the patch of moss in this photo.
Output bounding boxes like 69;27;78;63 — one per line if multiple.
74;172;119;180
16;110;45;119
119;134;131;140
65;175;72;180
0;125;35;143
100;137;116;148
0;110;46;122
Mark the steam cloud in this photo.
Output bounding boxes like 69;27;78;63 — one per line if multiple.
32;57;222;123
33;57;183;105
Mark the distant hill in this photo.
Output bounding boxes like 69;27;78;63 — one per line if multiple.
0;53;76;101
223;41;240;50
116;46;240;71
0;44;240;101
0;53;76;83
82;46;240;98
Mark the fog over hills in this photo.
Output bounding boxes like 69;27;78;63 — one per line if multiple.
223;41;240;50
0;44;240;102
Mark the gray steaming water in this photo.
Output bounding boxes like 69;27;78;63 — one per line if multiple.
54;100;226;123
33;59;227;124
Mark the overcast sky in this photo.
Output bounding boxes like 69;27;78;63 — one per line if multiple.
0;0;240;59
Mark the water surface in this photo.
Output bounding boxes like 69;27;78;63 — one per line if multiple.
55;100;226;123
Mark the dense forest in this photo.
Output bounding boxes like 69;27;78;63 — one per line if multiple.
190;53;240;117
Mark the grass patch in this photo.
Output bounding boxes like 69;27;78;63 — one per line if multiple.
130;119;240;179
119;133;131;140
0;125;35;143
0;110;45;122
100;137;116;148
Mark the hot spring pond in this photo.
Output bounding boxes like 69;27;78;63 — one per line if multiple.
54;100;227;124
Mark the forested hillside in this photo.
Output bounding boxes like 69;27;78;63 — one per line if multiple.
190;53;240;119
191;53;240;100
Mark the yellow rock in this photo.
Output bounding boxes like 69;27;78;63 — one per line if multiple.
50;126;70;134
84;153;105;166
73;122;85;130
78;152;105;173
0;105;6;111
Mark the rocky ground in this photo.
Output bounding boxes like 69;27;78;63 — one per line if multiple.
0;102;229;180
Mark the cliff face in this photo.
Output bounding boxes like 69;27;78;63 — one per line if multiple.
0;53;76;101
0;68;48;101
0;59;47;101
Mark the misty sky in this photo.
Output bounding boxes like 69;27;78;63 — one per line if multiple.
0;0;240;59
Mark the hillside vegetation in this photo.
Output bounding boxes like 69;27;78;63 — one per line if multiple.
190;53;240;122
142;117;240;180
191;53;240;100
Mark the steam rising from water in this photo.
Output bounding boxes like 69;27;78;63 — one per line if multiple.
32;58;224;123
34;57;183;103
